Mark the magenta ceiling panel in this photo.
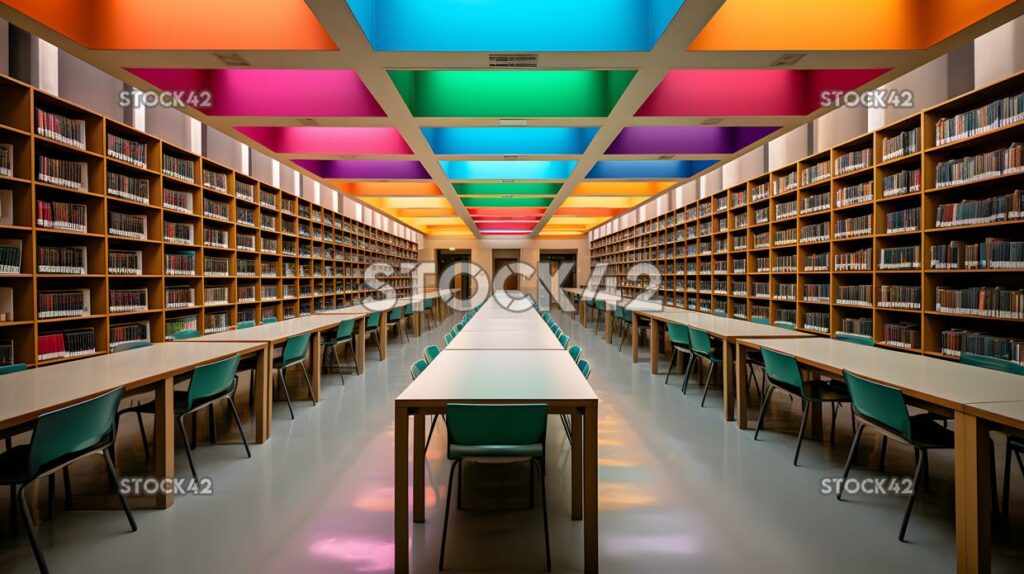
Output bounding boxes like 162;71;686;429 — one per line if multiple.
236;126;412;155
126;68;386;117
293;159;429;179
636;69;890;117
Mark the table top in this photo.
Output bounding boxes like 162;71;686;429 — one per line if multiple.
0;341;263;430
737;337;1024;410
966;401;1024;431
643;310;815;341
396;350;597;405
446;330;564;350
459;316;553;334
316;308;369;319
189;315;343;344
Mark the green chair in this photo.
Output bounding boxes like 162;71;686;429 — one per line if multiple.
444;332;455;346
322;319;357;384
558;334;570;349
410;359;428;380
756;347;851;466
424;345;441;364
386;307;406;343
0;363;26;375
592;300;606;333
453;323;463;335
262;316;278;324
744;317;772;402
835;333;875;347
568;345;583;364
439;404;550;571
663;323;693;387
403;303;415;337
365;312;384;360
838;370;954;541
174;355;250;480
688;328;723;407
578;359;592;380
423;298;436;330
960;353;1024;518
0;387;137;572
173;329;199;340
236;320;255;329
274;333;316;419
617;308;649;351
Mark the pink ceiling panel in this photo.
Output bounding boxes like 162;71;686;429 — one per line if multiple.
236;126;412;155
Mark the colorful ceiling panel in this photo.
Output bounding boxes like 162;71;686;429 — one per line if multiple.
454;183;562;197
347;0;684;52
606;126;779;155
423;128;599;156
235;127;411;155
333;183;443;197
293;160;429;180
390;70;636;117
440;161;578;181
570;182;677;196
587;160;717;179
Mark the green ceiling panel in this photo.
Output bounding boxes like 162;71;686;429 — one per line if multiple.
460;197;554;208
389;70;637;117
454;183;562;196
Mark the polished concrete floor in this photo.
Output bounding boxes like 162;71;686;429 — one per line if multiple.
2;309;1024;573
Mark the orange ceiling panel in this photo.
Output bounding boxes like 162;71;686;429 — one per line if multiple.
4;0;337;50
555;207;622;217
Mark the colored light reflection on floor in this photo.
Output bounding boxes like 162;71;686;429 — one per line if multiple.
352;486;437;513
308;537;394;572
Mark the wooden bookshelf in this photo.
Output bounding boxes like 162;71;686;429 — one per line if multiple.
0;73;418;367
591;69;1024;365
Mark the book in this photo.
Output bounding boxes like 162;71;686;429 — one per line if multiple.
36;108;86;149
108;211;147;239
108;250;142;275
110;288;148;313
0;238;23;274
38;289;90;319
37;156;88;190
110;320;150;348
107;133;148;168
162;153;195;183
0;143;12;177
38;245;87;274
107;172;150;204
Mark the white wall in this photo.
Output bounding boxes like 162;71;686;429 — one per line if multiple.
974;16;1024;86
867;55;949;130
813;104;868;152
767;124;809;170
206;127;246;172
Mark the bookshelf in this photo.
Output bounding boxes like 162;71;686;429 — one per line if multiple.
591;69;1024;365
0;73;418;367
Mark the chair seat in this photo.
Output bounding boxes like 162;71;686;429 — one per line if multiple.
449;443;544;459
0;445;30;483
273;357;305;370
908;414;956;449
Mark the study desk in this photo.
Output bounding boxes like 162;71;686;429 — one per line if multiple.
394;350;600;573
445;329;564;350
332;293;446;359
0;341;266;508
736;336;1024;574
636;310;813;425
186;315;345;432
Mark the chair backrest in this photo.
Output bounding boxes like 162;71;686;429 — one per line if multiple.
236;320;256;330
0;363;27;374
365;311;383;329
595;300;605;311
549;323;560;334
666;322;690;346
404;303;414;317
29;386;125;476
689;327;714;356
388;307;403;321
774;321;796;330
714;309;727;317
568;345;583;363
335;318;356;339
613;306;624;319
835;333;875;347
760;347;805;393
751;317;770;325
578;359;592;380
282;333;312;365
444;332;454;345
113;341;153;352
186;354;241;411
960;353;1024;375
424;298;434;309
410;359;428;380
263;317;278;324
621;308;633;321
445;403;547;454
453;323;463;334
542;312;551;322
424;345;441;364
173;329;200;340
558;334;570;349
843;370;912;440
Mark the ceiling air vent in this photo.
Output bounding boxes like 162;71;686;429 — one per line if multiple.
298;118;319;126
214;53;251;67
489;54;539;69
770;53;806;67
700;117;724;126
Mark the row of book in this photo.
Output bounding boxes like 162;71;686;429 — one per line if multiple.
37;109;86;149
38;156;88;190
801;191;830;214
107;133;147;168
774;227;797;245
836;285;872;306
774;254;797;272
38;245;87;274
165;251;196;275
260;213;277;231
109;211;147;239
0;143;12;177
0;239;24;274
878;285;921;309
164;221;194;244
881;127;919;162
236;181;255;202
237;206;255;226
205;257;230;276
883;322;920;349
805;252;829;271
881;169;921;197
110;321;149;348
879;246;921;270
203;197;229;220
774;284;796;300
203;227;229;248
205;311;230;333
166;286;195;308
775;307;797;325
935;286;1024;319
237;259;256;276
835;248;872;271
109;250;141;275
107;172;150;204
165;315;198;340
839;316;873;337
801;221;830;243
202;169;228;192
885;207;920;233
238;284;256;302
803;283;830;302
934;190;1023;228
930;238;1024;270
941;329;1023;365
36;199;87;233
803;311;830;333
835;214;872;238
835;148;871;175
260;189;277;209
162;154;195;183
205;286;229;305
935;90;1024;146
110;288;147;313
38;328;95;361
801;160;830;185
38;289;89;319
934;142;1023;188
775;200;797;220
237;233;255;251
774;171;798;195
163;187;193;213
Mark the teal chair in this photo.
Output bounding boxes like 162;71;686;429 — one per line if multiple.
838;370;954;541
365;312;384;360
410;359;428;380
173;329;199;340
568;345;583;364
439;404;550;571
274;333;316;419
592;300;606;333
423;298;436;330
262;316;278;324
322;319;357;384
578;359;592;380
403;303;415;337
688;328;723;407
174;355;250;480
756;347;852;465
0;387;137;572
453;323;463;335
386;307;406;343
424;345;441;364
744;317;772;401
444;332;455;345
663;323;693;387
0;363;26;375
558;334;570;349
0;363;32;527
236;320;256;329
960;353;1024;518
835;333;875;347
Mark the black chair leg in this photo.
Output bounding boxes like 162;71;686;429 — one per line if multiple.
1003;442;1013;517
899;448;928;542
227;398;252;458
533;459;552;572
793;400;811;466
177;416;199;481
62;467;72;510
103;449;138;532
699;363;716;407
135;408;150;465
838;424;866;500
191;413;198;450
879;436;888;473
663;349;676;386
46;474;55;520
681;353;696;394
277;367;296;419
829;403;839;445
17;484;48;574
208;404;217;445
300;363;317;406
425;415;440;450
439;459;461;571
753;386;776;441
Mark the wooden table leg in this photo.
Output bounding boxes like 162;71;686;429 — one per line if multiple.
253;345;271;442
413;310;422;337
722;340;734;423
355;317;366;375
732;343;745;427
584;403;599;573
413;412;425;523
154;376;174;508
605;309;614;343
650;318;660;374
955;411;992;574
571;410;583;520
631;316;639;364
310;330;322;402
380;322;389;361
395;404;409;573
